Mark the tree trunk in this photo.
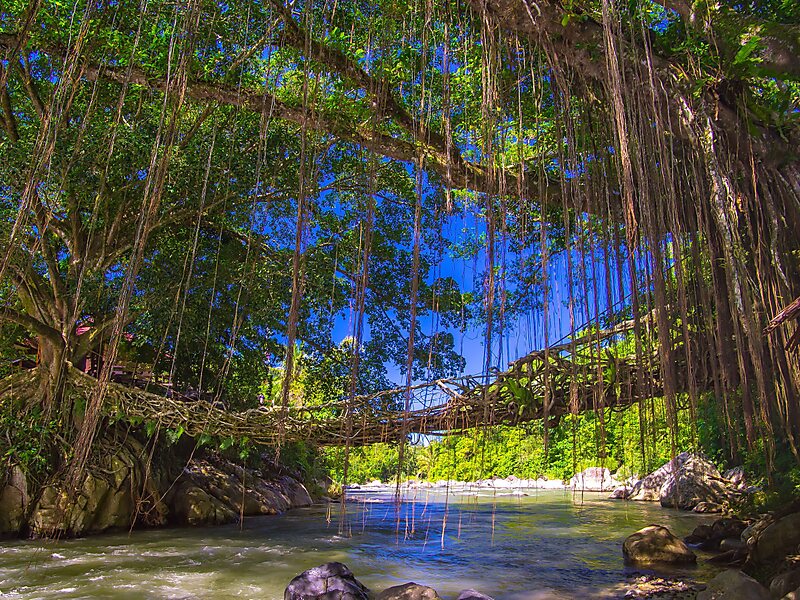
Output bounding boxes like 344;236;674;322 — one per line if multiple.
35;334;70;421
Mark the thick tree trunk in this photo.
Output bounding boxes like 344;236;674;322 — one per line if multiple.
35;335;71;420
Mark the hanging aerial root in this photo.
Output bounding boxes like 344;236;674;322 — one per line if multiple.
766;295;800;352
0;300;700;451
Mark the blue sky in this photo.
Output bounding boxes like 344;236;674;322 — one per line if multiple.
328;202;639;388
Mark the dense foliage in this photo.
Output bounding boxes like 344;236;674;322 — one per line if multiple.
0;0;798;490
332;393;800;498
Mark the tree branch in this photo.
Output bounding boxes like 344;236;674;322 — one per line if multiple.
0;306;62;345
32;193;70;313
18;55;45;119
0;32;562;202
7;262;60;326
71;315;116;362
655;0;800;79
0;64;19;142
269;0;567;202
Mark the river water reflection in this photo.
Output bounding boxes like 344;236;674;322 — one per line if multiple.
0;488;720;599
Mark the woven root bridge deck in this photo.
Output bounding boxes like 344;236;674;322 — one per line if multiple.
0;314;705;447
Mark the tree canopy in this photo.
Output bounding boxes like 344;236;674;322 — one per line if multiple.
0;0;798;478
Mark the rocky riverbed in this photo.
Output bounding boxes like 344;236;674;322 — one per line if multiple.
348;452;753;514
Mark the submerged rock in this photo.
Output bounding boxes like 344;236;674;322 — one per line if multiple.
455;590;495;600
623;575;703;599
376;583;442;600
285;562;370;600
623;525;697;564
696;569;769;600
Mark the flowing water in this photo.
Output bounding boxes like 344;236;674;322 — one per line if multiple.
0;489;720;599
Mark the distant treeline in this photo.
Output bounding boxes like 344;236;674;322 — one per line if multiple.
323;393;789;486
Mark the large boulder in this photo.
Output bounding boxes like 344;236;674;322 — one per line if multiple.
0;466;29;535
742;515;775;550
770;569;800;598
696;569;769;600
30;471;134;536
619;453;741;510
170;482;238;526
659;454;732;510
570;467;618;492
723;467;746;488
28;435;167;536
533;477;566;490
749;512;800;566
281;475;314;507
693;501;725;513
626;453;694;502
285;562;370;600
170;459;313;527
623;525;697;564
2;422;313;538
377;583;441;600
610;483;636;499
15;430;312;536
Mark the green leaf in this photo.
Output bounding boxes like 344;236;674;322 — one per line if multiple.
733;37;762;68
166;426;184;444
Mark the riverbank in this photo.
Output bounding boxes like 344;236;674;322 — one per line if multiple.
347;475;568;493
0;426;313;539
346;453;755;515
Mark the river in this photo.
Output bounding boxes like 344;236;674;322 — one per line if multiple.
0;488;719;599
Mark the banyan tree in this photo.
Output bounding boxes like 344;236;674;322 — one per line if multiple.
0;0;798;479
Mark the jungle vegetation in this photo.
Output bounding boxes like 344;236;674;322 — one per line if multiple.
0;0;798;491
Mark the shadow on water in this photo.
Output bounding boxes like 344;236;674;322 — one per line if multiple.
0;490;722;599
